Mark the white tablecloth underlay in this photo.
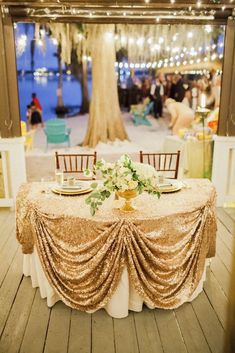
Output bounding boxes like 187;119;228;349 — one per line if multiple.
23;247;209;319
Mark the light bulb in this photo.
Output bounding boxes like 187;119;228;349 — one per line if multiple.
197;1;201;8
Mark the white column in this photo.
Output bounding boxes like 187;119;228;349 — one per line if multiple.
0;137;26;207
212;136;235;206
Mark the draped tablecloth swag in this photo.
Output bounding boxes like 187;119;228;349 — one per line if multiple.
16;179;216;317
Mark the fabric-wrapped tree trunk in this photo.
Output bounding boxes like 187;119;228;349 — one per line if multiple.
83;25;128;147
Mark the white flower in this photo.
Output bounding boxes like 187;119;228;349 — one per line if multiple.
106;162;114;168
119;166;129;175
128;180;138;190
120;155;128;163
133;162;158;180
125;174;132;181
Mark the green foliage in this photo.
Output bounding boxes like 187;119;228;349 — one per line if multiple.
85;155;161;216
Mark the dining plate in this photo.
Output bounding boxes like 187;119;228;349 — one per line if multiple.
51;187;93;196
51;182;93;196
158;179;183;193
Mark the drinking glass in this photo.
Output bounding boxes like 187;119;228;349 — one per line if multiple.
158;174;164;184
55;169;64;186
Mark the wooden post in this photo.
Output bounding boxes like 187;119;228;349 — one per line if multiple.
0;7;21;138
218;17;235;136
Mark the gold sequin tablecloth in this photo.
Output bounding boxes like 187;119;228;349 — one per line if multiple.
16;179;216;317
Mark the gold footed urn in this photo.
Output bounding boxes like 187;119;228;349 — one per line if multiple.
117;189;138;212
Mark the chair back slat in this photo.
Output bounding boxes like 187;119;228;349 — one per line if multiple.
63;156;67;172
69;155;72;171
55;152;97;180
139;151;180;179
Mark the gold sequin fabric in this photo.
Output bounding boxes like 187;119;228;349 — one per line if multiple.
16;179;217;311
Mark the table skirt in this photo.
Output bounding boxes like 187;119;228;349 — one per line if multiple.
23;248;209;319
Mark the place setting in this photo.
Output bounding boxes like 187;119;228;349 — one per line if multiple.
51;177;93;196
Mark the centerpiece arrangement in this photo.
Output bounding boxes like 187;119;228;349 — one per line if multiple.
85;154;161;215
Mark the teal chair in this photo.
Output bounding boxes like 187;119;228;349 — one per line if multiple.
132;102;153;127
44;119;71;149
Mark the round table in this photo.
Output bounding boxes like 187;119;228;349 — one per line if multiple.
16;179;216;318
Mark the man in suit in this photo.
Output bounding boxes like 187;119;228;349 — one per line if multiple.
150;76;164;118
172;75;185;102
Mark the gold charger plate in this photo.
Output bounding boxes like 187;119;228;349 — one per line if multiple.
159;180;183;194
51;187;92;196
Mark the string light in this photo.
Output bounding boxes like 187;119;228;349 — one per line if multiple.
197;1;202;8
16;34;27;57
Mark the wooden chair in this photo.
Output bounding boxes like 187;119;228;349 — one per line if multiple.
139;150;181;179
55;152;97;180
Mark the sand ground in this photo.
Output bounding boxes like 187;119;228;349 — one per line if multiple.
26;112;171;181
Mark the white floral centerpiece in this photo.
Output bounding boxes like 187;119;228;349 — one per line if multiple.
85;155;161;215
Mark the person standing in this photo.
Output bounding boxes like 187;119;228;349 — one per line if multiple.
31;93;42;113
29;103;43;129
173;75;185;102
150;76;163;118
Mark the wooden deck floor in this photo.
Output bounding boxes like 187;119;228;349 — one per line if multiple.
0;207;234;353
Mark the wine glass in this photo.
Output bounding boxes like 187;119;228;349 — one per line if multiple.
55;169;64;186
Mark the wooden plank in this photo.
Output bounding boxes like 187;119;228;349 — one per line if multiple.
0;277;36;353
0;209;11;223
114;312;139;353
204;270;229;329
216;236;233;273
223;208;235;224
154;309;187;353
0;232;19;286
68;310;91;353
92;309;115;353
211;256;230;298
134;307;164;353
0;210;15;251
0;248;23;336
44;302;71;353
19;289;51;353
192;291;225;353
0;211;13;232
217;208;235;236
175;302;211;353
217;220;234;253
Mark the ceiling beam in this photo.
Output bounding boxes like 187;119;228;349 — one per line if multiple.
11;16;227;25
2;2;235;9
